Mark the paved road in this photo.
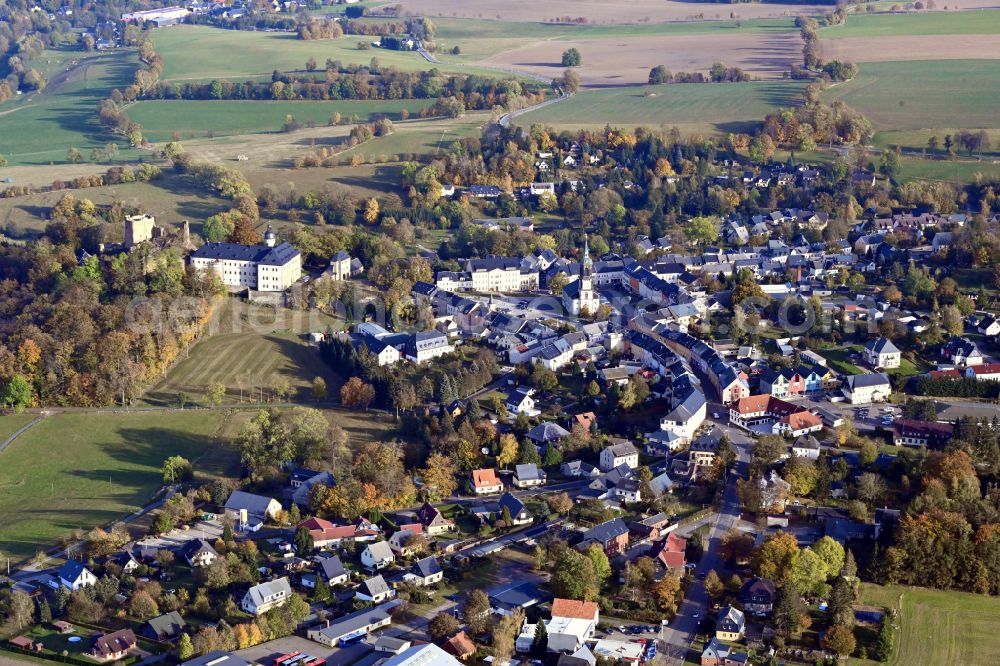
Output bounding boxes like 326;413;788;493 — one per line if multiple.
659;416;752;665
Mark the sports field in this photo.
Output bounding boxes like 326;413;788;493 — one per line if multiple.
0;50;142;166
819;9;1000;38
822;60;1000;132
856;583;1000;665
152;25;503;82
516;81;807;133
0;410;231;562
129;99;433;142
141;300;342;407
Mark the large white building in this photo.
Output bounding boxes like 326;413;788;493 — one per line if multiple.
843;373;892;404
190;230;301;292
562;236;601;316
466;257;539;292
241;578;291;616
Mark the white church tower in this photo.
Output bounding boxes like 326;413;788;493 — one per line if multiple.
563;235;601;316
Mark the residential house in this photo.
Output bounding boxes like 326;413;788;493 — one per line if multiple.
526;422;570;447
759;471;792;512
241;578;292;615
715;606;746;641
298;517;378;548
791;434;821;460
388;526;424;557
505;387;538;416
649;532;687;573
143;612;186;641
628;513;673;542
495;492;532;526
355;575;395;603
470;468;504;495
547;599;599;653
700;637;749;666
417;503;455;535
864;337;901;369
306;600;399;646
361;541;395;570
967;363;1000;382
978;316;1000;337
179;539;218;567
403;557;443;587
580;518;629;556
599;441;639;471
443;632;477;660
739;578;776;616
224;490;281;531
614;478;642;503
315;555;350;586
55;561;96;590
843;373;892;404
560;460;599;478
941;337;984;367
87;630;137;661
893;419;954;448
513;463;547;489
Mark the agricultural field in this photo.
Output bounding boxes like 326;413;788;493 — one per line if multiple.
399;0;828;23
0;410;232;563
516;81;807;133
819;33;1000;63
141;299;343;407
0;50;143;166
854;583;1000;665
151;25;504;82
479;30;801;85
128;99;434;142
822;61;1000;133
819;9;1000;38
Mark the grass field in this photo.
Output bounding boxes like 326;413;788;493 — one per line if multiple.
819;9;1000;38
818;347;864;376
854;583;1000;665
822;60;1000;132
516;81;807;133
0;50;143;166
128;99;434;142
0;410;232;562
338;112;489;161
142;300;343;406
152;25;505;82
0;414;39;443
897;156;1000;183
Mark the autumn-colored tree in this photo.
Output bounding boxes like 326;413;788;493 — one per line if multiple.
420;452;458;500
497;433;519;469
704;569;724;600
363;198;380;224
652;574;682;612
340;376;375;409
546;492;573;515
824;624;857;657
227;215;262;245
752;531;800;585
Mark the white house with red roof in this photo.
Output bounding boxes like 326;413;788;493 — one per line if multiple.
546;599;600;652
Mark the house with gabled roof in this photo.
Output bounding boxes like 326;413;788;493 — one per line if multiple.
547;599;599;652
241;577;292;615
599;441;639;471
417;503;454;534
54;560;96;590
179;538;218;567
864;337;901;369
356;574;395;603
403;556;443;587
224;490;281;531
649;532;687;573
361;541;395;570
87;629;137;661
470;468;504;495
143;611;186;641
513;463;546;488
715;606;746;641
700;637;749;666
314;554;349;586
580;518;629;556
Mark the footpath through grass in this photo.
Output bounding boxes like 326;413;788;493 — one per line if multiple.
0;410;231;563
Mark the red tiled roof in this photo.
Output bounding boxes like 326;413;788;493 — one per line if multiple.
783;411;822;431
969;363;1000;375
472;468;501;488
444;631;476;657
551;598;599;620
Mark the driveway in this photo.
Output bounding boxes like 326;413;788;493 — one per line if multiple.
137;518;224;550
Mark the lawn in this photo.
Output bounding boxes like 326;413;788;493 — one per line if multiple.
822;60;1000;132
152;25;506;82
0;414;39;444
516;81;807;133
818;346;864;376
819;10;1000;38
0;410;232;563
852;583;1000;665
141;299;343;407
896;156;1000;184
128;99;435;142
0;50;144;166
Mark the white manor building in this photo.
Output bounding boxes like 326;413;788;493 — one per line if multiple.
466;257;539;292
190;227;301;292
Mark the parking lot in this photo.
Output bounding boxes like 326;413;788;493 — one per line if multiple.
135;516;224;550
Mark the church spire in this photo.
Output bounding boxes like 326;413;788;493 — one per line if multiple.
581;233;592;277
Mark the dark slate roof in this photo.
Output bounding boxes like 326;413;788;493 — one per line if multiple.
145;611;185;639
191;241;300;266
582;518;628;544
498;492;526;517
319;555;347;581
411;556;442;578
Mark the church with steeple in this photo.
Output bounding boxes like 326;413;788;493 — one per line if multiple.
562;235;601;316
